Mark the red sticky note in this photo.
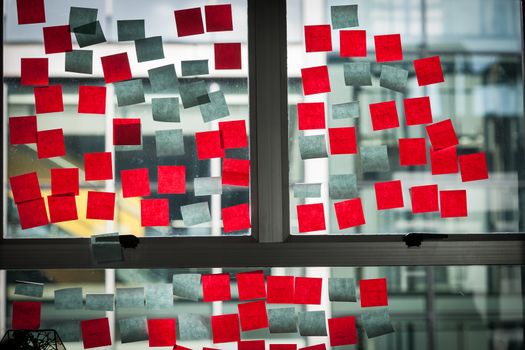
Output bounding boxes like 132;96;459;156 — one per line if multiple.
374;34;402;62
81;318;112;349
16;0;45;24
304;25;332;52
414;56;444;86
37;129;65;159
301;66;331;95
459;152;488;182
84;152;113;181
299;345;326;350
334;198;366;229
360;278;388;307
158;165;186;194
174;7;205;37
328;127;357;154
43;25;72;54
21;58;48;86
101;53;132;83
121;168;150;198
202;273;231;302
267;276;294;304
219;120;248;149
47;195;78;223
222;158;250;187
141;199;169;226
238;300;268;331
340;30;366;57
374;180;404;210
426;119;458;150
430;146;458;175
399;138;427;166
211;314;240;344
196;130;224;159
148;318;176;347
439;190;467;218
403;96;432;125
9;116;37;144
294;277;322;305
34;85;64;114
17;198;48;229
78;86;106;114
10;172;41;203
113;118;141;145
236;270;266;301
51;168;79;196
297;102;326;130
410;184;439;214
215;43;242;69
296;203;325;233
369;100;399;130
239;340;265;350
86;191;115;220
328;316;357;346
205;4;233;32
222;203;251;233
12;301;41;330
270;345;297;350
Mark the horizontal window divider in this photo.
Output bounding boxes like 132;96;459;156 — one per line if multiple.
1;235;523;269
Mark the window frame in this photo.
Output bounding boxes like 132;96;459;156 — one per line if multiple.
1;0;524;269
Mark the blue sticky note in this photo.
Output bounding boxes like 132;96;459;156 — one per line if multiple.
329;174;358;199
178;314;211;340
179;80;210;109
268;307;298;333
85;294;114;311
344;62;372;86
360;145;390;172
54;287;83;310
52;321;81;342
148;64;178;92
181;59;209;76
116;287;144;308
299;134;328;159
298;311;327;336
379;65;408;93
15;281;44;298
328;277;356;302
194;177;222;196
118;316;149;343
155;129;185;157
145;284;173;310
69;7;97;33
198;90;230;123
362;308;395;338
135;36;164;62
181;202;211;226
114;79;145;107
332;101;360;120
173;273;201;301
293;183;321;198
152;97;180;122
331;5;359;29
117;20;145;41
74;21;106;48
65;50;93;74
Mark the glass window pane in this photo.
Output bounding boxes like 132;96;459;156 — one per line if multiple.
4;0;250;238
287;0;524;235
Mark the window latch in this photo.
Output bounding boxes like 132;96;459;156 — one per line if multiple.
403;233;448;248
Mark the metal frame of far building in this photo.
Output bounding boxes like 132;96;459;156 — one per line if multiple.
0;0;524;269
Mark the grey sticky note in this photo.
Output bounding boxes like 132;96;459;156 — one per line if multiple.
65;50;93;74
198;90;230;122
331;5;358;29
54;287;83;310
119;316;149;343
293;183;321;198
85;294;114;311
181;202;211;226
268;307;297;334
114;79;145;107
379;65;408;93
179;80;210;109
194;177;222;196
53;321;81;342
91;233;123;263
152;97;180;123
69;7;97;33
135;36;164;62
116;287;144;308
298;311;327;336
178;314;211;341
344;62;372;86
75;21;106;47
182;60;209;76
148;64;178;92
145;284;173;310
155;129;185;157
173;273;201;301
332;102;360;120
118;20;145;41
329;174;358;199
360;145;390;172
115;144;143;152
362;308;395;338
328;278;356;302
15;281;44;298
299;134;328;160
